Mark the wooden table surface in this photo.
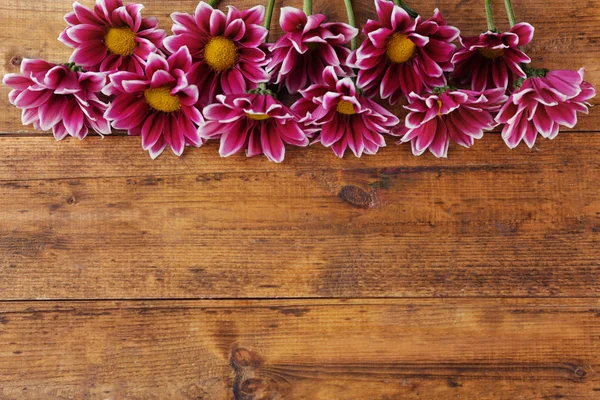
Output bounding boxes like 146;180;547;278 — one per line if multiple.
1;0;599;399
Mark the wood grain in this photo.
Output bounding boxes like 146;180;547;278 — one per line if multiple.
1;0;599;398
1;134;598;300
1;299;599;399
1;0;599;133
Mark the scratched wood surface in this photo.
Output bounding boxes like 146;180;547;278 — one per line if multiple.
0;0;599;399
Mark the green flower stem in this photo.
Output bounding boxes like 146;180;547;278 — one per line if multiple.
208;0;220;8
504;0;517;27
304;0;312;16
344;0;357;50
264;0;276;38
485;0;495;31
393;0;418;18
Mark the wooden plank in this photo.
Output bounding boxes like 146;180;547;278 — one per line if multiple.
1;0;599;134
0;132;599;180
1;134;598;300
0;299;599;399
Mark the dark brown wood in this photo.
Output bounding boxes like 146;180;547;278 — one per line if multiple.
0;134;598;300
1;299;599;399
0;0;599;398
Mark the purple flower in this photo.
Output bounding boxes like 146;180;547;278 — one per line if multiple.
198;93;310;163
393;88;507;157
292;66;399;158
266;7;358;93
348;0;459;104
3;59;111;139
496;68;596;148
451;23;534;91
59;0;166;74
164;2;269;106
103;47;204;159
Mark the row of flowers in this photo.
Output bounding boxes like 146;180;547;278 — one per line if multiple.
4;0;596;161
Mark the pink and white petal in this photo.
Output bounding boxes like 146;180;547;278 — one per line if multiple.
73;2;103;25
221;68;247;94
149;137;167;159
197;121;227;139
3;74;33;91
330;134;348;158
141;112;162;150
70;43;108;67
209;8;227;36
279;7;307;33
167;46;193;71
179;112;203;147
278;121;309;146
501;112;528;149
52;121;70;140
194;2;215;34
122;79;150;93
414;119;438;153
105;93;143;120
510;22;535;46
63;100;85;137
368;27;393;48
22;108;39;125
100;54;123;73
171;12;199;35
219;119;249;157
428;120;449;158
145;53;170;77
150;69;176;88
38;95;68;131
241;5;265;25
165;115;186;156
260;122;285;163
224;18;246;42
546;104;578;128
375;0;395;27
320;114;344;147
246;128;262;157
180;104;203;125
66;24;106;43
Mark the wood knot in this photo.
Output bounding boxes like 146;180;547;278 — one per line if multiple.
574;367;587;379
338;185;375;208
10;55;22;66
67;196;77;205
240;378;270;398
230;347;262;371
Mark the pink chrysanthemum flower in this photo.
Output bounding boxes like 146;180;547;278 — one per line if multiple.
393;87;507;157
103;47;204;159
266;7;358;94
347;0;459;104
3;59;111;140
451;23;534;91
59;0;166;74
164;2;269;106
292;66;399;158
496;68;596;148
198;93;310;163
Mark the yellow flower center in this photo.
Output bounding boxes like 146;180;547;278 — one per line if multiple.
246;113;271;121
437;100;443;116
144;86;181;113
477;47;505;59
336;100;356;115
385;33;417;64
104;27;137;56
204;36;238;71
